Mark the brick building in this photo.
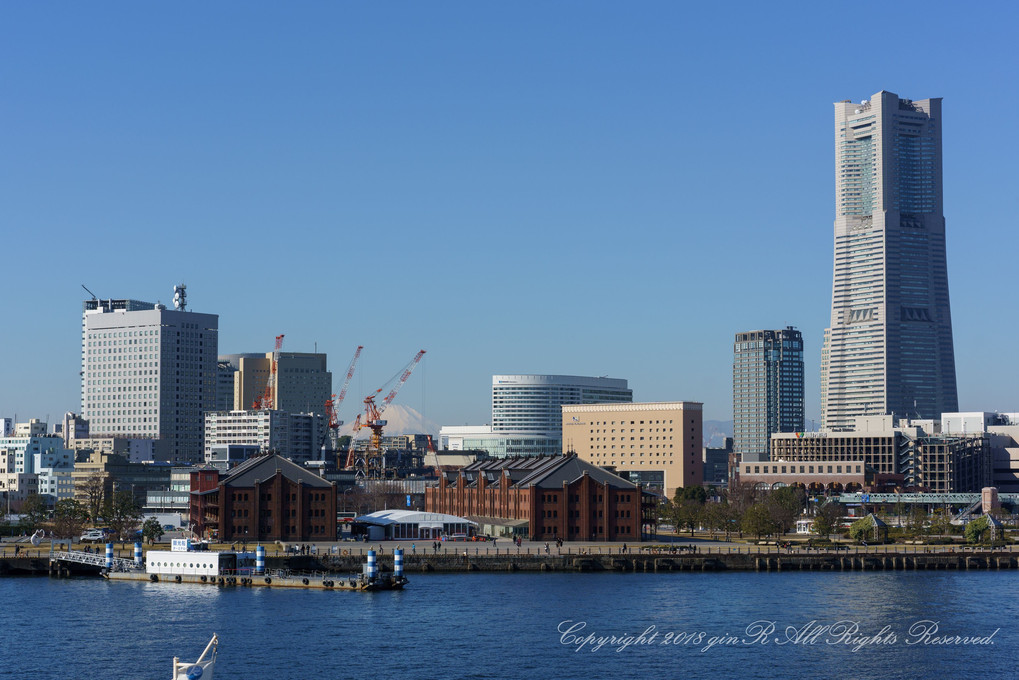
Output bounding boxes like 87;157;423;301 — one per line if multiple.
426;454;656;542
190;452;335;542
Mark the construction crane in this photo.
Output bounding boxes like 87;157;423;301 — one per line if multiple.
324;345;363;458
348;350;426;479
253;334;285;410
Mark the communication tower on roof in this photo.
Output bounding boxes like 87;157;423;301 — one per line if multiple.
173;283;187;311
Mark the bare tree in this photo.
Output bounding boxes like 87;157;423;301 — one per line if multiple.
82;470;108;522
52;499;89;539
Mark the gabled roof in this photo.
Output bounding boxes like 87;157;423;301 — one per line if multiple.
223;453;332;489
457;454;638;491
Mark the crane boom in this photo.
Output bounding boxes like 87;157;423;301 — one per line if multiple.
254;334;284;410
336;345;364;409
347;349;426;479
380;350;426;411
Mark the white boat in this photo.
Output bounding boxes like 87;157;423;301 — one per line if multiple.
172;634;218;680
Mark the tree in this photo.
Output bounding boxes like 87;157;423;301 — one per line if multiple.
741;502;778;540
18;493;49;532
905;506;926;538
765;487;805;534
142;517;165;545
701;501;730;539
964;516;991;544
102;491;142;545
725;479;757;517
52;499;89;539
81;470;108;521
675;486;707;505
927;508;951;539
673;499;703;536
811;502;843;540
849;516;873;542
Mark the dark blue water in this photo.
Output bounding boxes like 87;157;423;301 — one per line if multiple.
1;571;1013;679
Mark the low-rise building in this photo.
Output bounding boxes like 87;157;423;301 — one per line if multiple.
426;454;654;542
763;415;991;493
72;451;173;508
0;425;76;507
189;452;336;542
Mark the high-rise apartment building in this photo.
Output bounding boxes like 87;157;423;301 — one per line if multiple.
733;328;804;458
81;289;218;463
821;91;958;431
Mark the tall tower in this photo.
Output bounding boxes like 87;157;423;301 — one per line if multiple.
732;327;804;459
821;91;958;431
81;288;219;463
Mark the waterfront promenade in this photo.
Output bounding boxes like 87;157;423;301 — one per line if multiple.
4;535;1019;576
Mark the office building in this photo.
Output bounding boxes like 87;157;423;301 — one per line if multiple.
439;375;632;458
81;287;218;463
821;91;958;431
703;437;733;486
758;415;991;493
562;401;703;498
492;374;632;433
230;352;332;413
203;410;326;464
733;328;804;459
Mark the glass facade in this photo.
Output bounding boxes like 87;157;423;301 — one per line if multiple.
822;92;957;430
733;328;804;458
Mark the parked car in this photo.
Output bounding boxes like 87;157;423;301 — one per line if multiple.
80;529;107;543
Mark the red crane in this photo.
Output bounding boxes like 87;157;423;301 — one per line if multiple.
253;334;285;410
348;350;426;478
325;345;363;455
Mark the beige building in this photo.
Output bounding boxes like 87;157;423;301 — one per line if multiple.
561;402;703;498
232;352;331;413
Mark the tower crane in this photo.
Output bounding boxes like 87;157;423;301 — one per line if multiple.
348;350;426;479
324;345;363;458
253;334;285;410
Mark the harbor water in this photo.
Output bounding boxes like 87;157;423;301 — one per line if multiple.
2;571;1014;679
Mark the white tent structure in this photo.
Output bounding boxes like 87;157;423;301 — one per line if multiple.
356;510;477;541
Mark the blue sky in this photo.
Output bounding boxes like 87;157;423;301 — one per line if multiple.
3;2;1018;429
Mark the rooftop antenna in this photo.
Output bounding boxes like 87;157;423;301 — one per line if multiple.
81;284;98;300
173;283;187;311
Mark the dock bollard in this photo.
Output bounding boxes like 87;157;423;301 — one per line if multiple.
394;549;403;579
255;545;266;575
105;543;114;570
134;542;143;568
367;550;377;579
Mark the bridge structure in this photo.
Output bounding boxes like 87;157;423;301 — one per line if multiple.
50;550;139;572
837;492;1019;505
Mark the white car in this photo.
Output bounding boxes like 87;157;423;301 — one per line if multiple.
80;530;107;543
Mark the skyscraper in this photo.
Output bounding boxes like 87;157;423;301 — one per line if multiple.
821;91;958;431
81;287;218;463
732;328;804;459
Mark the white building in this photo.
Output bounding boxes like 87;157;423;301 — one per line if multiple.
0;425;76;506
440;375;632;458
81;289;218;464
492;374;632;434
204;410;326;464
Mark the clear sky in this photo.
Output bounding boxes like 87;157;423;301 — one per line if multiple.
3;2;1018;430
